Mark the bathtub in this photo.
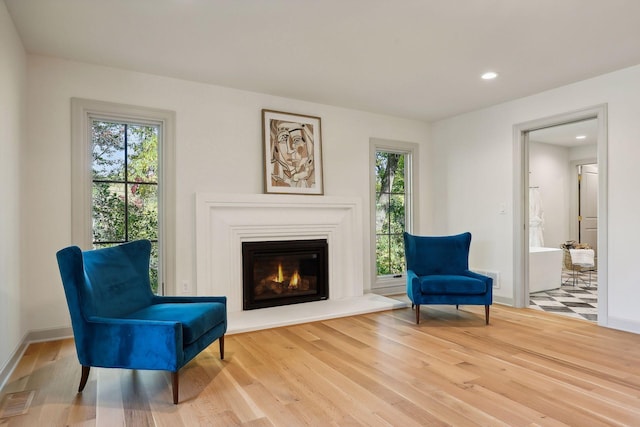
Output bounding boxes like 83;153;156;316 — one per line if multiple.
529;247;563;293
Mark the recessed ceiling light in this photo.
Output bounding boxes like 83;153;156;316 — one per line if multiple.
576;135;587;140
481;71;498;80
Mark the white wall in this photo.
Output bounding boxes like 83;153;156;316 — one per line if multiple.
24;55;431;332
569;144;597;162
430;64;640;333
0;1;26;374
528;141;570;249
528;141;598;252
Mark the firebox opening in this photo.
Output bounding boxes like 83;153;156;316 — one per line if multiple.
242;239;328;310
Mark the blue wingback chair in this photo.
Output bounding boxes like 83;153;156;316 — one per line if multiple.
403;232;492;324
55;239;227;404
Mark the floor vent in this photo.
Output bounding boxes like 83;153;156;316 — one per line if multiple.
0;390;36;419
472;269;500;289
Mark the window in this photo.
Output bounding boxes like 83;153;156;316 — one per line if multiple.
72;99;175;295
375;151;407;276
370;139;417;291
91;120;160;291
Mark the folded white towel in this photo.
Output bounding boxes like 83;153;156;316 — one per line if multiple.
569;249;595;266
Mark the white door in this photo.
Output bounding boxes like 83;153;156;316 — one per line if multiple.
579;164;598;254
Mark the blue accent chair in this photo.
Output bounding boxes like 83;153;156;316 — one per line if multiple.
55;239;227;404
403;232;493;325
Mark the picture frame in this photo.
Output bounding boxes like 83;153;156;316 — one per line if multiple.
262;109;324;195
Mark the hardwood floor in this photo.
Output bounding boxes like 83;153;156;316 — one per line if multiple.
2;304;640;426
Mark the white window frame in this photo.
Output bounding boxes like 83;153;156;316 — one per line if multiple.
71;98;176;295
369;138;418;294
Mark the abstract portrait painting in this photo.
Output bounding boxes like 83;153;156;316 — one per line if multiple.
262;110;323;195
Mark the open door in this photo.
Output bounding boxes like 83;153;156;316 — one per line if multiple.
579;164;598;254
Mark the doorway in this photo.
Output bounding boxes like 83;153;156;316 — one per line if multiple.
526;121;598;321
513;105;608;326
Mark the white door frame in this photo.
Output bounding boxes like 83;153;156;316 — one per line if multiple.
512;104;608;326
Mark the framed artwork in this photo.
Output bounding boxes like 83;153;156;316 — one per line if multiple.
262;109;323;195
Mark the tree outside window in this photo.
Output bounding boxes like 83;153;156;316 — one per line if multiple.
91;120;160;293
375;151;407;276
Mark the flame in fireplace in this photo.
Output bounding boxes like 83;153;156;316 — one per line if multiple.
289;270;300;289
276;263;284;283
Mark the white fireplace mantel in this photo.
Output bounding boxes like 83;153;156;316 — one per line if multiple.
195;193;407;333
196;193;366;309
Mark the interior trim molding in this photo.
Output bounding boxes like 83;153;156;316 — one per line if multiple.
512;104;608;326
0;335;28;391
26;326;73;343
195;193;364;312
607;316;640;335
493;295;514;306
0;327;73;390
370;284;406;296
70;98;177;295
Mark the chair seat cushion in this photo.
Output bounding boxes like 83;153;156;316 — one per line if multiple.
419;275;487;295
125;303;226;346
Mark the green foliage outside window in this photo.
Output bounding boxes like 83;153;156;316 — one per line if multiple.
375;151;407;276
91;120;160;293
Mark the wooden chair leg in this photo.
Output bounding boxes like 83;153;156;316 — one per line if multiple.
219;335;225;360
415;304;420;324
78;365;90;392
172;371;179;404
485;305;490;325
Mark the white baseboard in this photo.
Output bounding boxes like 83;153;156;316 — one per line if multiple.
25;326;73;343
493;295;514;306
0;335;29;392
370;284;406;296
0;326;73;391
606;316;640;335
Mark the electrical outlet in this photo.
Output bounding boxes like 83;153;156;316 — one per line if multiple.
182;281;189;294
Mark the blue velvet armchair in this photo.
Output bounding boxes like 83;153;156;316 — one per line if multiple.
403;232;492;324
55;239;227;404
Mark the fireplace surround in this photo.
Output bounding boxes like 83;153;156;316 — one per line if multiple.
195;193;408;333
196;193;363;312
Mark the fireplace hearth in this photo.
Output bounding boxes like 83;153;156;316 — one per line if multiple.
242;239;328;310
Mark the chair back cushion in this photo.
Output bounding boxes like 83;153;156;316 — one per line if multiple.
56;245;90;361
404;232;471;276
80;240;155;318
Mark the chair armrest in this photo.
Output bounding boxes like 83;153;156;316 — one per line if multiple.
82;316;183;371
463;270;493;286
406;269;421;304
463;270;493;301
152;295;227;305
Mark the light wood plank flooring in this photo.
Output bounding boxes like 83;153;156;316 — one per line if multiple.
2;304;640;426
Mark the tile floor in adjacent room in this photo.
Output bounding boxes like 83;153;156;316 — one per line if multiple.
529;269;598;322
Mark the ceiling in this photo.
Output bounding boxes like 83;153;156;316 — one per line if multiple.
6;0;640;122
529;119;598;148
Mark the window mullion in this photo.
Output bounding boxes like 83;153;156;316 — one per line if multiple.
124;124;129;242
